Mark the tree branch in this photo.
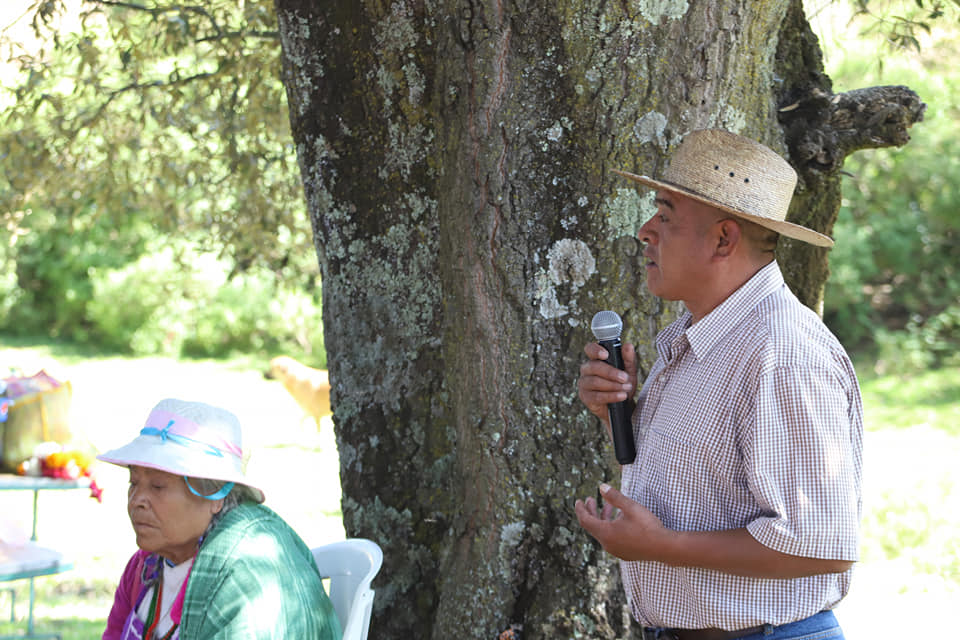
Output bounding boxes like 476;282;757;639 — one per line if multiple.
95;0;223;35
196;30;279;43
90;1;279;42
778;84;927;179
63;64;224;139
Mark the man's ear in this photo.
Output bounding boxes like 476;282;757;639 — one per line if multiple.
714;218;742;257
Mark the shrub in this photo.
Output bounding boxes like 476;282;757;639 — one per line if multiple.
180;269;326;365
83;239;325;364
0;206;148;341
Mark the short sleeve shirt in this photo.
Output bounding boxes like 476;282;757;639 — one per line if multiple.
620;261;863;630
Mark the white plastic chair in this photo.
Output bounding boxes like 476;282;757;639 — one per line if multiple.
311;538;383;640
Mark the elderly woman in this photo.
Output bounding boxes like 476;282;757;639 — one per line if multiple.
99;398;341;640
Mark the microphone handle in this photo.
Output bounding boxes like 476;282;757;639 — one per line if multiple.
599;337;637;465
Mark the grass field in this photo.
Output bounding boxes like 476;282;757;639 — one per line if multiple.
1;338;958;639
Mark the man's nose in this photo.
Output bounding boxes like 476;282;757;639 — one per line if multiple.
638;219;655;244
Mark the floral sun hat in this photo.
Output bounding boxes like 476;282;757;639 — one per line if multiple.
97;398;265;503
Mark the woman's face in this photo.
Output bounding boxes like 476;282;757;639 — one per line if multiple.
127;465;222;564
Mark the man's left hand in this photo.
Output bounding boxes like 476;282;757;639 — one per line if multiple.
575;483;672;562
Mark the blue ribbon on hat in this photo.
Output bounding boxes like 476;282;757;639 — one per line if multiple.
185;477;234;501
141;420;227;458
141;419;236;501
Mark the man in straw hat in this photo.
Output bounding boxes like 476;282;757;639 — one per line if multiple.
575;129;862;640
99;398;342;640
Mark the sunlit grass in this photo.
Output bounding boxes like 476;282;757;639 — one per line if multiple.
859;367;960;436
0;617;105;640
0;575;113;640
862;467;960;573
840;366;960;634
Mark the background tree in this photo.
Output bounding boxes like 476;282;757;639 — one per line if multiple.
274;1;921;638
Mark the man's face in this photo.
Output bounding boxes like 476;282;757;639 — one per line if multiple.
636;190;723;302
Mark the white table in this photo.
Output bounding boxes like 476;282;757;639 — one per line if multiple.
0;475;90;640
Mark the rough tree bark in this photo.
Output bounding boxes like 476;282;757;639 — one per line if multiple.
274;1;923;638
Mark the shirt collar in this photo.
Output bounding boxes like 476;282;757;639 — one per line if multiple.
655;309;691;363
681;261;785;361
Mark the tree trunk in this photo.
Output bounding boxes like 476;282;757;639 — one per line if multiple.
274;1;922;638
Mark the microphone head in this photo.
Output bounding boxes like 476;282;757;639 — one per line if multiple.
591;310;623;341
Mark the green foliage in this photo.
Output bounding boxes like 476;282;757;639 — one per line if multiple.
81;238;325;363
0;574;114;640
179;266;326;365
820;5;960;371
1;0;305;272
870;306;960;372
855;369;960;589
0;1;326;362
0;202;150;339
857;364;960;434
861;482;960;583
0;616;105;640
847;0;960;55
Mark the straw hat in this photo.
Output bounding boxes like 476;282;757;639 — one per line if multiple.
613;129;833;247
97;398;265;502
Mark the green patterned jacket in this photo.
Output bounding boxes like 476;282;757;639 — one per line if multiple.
179;502;342;640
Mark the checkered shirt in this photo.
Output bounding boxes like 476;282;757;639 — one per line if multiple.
620;261;863;630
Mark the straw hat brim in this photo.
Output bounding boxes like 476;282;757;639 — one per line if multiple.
614;169;834;248
98;436;266;503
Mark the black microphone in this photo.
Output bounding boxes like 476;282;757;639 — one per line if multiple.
590;310;636;465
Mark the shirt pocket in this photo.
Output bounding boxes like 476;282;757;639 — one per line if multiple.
637;380;752;529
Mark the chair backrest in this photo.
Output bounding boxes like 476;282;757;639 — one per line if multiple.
311;538;383;640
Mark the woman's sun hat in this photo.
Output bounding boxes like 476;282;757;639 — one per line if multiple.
613;128;834;247
97;398;265;503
